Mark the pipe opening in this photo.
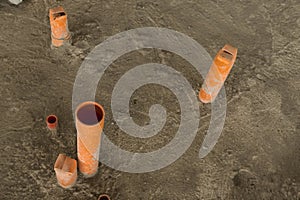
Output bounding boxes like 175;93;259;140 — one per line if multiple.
98;195;110;200
53;12;66;20
223;50;233;56
221;50;233;60
47;115;57;124
77;104;103;125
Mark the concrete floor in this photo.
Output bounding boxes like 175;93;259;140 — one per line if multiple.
0;0;299;199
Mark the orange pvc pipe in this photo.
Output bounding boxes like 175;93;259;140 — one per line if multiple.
46;115;58;131
54;154;77;189
49;6;71;47
199;44;238;103
75;101;105;177
98;194;111;200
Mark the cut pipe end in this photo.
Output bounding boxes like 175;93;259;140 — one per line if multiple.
98;194;111;200
54;154;77;189
46;115;58;130
215;44;238;76
49;6;71;47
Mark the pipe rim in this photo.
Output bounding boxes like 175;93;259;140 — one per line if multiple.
98;194;110;200
46;115;58;124
75;101;105;126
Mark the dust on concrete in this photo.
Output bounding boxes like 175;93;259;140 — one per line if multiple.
0;0;299;199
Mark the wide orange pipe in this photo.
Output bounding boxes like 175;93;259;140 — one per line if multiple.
199;44;238;103
54;154;77;189
49;6;71;47
75;101;105;177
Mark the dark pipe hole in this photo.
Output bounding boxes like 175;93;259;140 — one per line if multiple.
77;104;103;125
53;12;66;20
99;196;109;200
221;50;233;61
223;50;233;56
47;116;57;124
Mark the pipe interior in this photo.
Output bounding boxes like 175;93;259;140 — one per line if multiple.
53;12;66;20
77;104;103;125
99;196;110;200
47;116;57;124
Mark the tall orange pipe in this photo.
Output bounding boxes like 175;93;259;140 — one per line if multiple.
199;44;238;103
49;6;71;47
75;101;105;177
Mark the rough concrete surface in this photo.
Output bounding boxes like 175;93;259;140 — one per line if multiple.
0;0;299;199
